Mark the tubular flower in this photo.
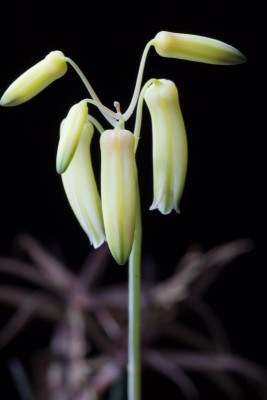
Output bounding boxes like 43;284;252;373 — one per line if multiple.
152;31;247;65
56;100;88;174
0;51;67;106
61;120;105;248
100;129;137;265
144;79;188;214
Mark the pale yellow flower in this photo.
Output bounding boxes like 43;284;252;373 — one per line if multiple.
56;100;88;174
61;120;105;248
100;129;136;265
0;51;67;106
152;31;246;65
144;79;188;214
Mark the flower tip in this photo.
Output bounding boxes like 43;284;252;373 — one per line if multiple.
237;51;247;64
56;157;67;175
149;201;181;215
91;236;106;249
112;251;129;266
222;46;247;65
0;96;8;107
0;90;18;107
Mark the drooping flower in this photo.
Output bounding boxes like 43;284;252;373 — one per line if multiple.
0;51;67;106
152;31;247;65
61;120;105;248
56;100;88;174
144;79;188;214
0;31;247;267
100;129;137;265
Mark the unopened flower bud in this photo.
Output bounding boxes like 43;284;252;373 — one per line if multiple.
144;79;188;214
0;51;68;106
61;120;105;248
100;129;136;265
152;31;246;65
56;100;88;174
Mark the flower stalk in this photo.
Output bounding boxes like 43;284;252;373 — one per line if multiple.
128;171;142;400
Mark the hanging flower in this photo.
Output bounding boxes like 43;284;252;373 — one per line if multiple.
144;79;188;214
100;129;137;265
0;51;67;106
0;31;247;265
152;31;246;65
61;120;105;248
56;100;88;174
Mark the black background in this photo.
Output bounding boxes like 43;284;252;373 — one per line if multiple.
0;0;265;399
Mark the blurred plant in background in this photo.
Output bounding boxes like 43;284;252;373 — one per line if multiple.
1;235;266;400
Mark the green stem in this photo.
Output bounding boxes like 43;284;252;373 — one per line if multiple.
128;173;142;400
65;57;117;126
123;40;153;122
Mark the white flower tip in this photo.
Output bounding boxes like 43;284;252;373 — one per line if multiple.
91;236;106;249
112;250;130;266
149;200;181;215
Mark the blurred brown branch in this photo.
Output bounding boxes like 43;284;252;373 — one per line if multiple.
1;234;264;400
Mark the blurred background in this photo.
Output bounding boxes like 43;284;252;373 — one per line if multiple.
0;0;264;399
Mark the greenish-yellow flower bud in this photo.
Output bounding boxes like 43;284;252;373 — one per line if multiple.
100;129;136;265
0;51;68;106
144;79;188;214
152;31;246;65
61;120;105;248
56;100;88;174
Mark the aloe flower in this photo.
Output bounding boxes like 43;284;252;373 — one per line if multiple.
144;79;188;214
152;31;247;65
56;100;88;174
61;120;105;248
0;32;247;400
100;129;136;265
0;51;67;106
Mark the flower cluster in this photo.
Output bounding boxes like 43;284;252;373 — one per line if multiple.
0;31;246;265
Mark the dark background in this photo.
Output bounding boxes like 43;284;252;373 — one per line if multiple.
0;0;265;399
